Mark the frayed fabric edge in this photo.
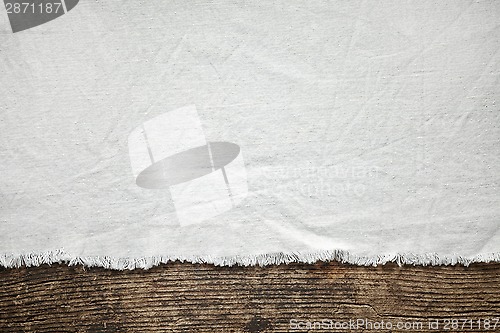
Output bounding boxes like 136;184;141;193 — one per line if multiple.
1;249;500;270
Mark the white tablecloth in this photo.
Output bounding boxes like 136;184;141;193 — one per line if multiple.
1;0;499;268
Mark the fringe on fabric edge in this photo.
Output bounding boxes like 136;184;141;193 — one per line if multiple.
1;249;499;270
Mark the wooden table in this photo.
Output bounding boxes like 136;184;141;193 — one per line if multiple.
1;262;499;332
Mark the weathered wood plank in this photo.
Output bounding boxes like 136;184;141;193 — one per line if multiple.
1;262;499;332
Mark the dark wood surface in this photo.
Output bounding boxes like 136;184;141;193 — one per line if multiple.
1;261;499;332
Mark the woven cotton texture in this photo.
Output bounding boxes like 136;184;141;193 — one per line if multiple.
1;0;499;269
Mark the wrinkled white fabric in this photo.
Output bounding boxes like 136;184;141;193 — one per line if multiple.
0;0;499;268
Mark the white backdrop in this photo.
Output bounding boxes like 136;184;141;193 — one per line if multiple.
0;0;499;268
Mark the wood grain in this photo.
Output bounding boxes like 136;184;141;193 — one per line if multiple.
1;262;499;332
